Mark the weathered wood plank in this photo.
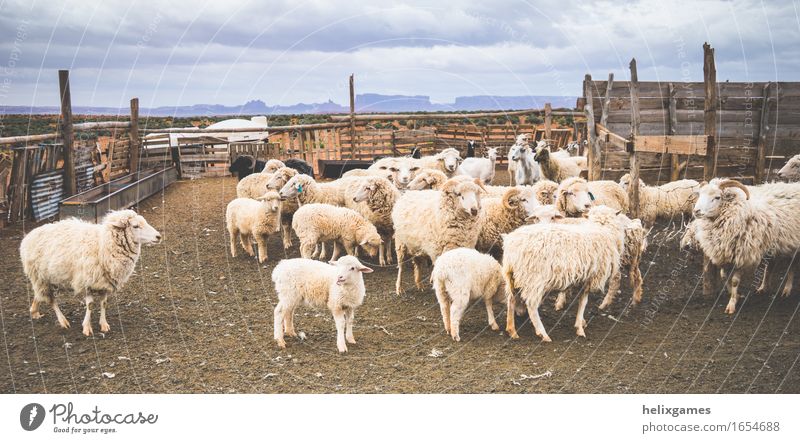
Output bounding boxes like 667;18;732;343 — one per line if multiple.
634;135;710;155
628;58;642;219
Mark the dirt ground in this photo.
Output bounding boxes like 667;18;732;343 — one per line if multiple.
1;169;798;394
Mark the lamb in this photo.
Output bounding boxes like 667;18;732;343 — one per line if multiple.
291;203;382;261
457;147;498;184
235;159;287;199
778;154;800;181
618;173;700;227
692;179;800;313
431;248;508;341
278;173;360;207
350;176;401;266
406;169;449;191
392;177;485;295
533;145;586;182
503;205;626;341
265;167;300;249
475;186;541;253
416;148;462;177
20;210;161;336
229;154;266;180
225;191;282;263
555;176;629;217
272;256;373;353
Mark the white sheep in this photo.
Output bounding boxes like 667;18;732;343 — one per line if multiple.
503;205;626;341
20;210;161;336
457;147;499;184
406;168;450;191
278;173;360;206
778;154;800;181
350;176;401;266
618;173;700;227
431;248;508;341
367;156;420;188
555;176;629;217
392;177;485;294
476;186;541;253
235;159;286;199
225;191;282;263
692;179;800;313
272;256;373;353
291;203;382;261
265;166;300;249
416;148;462;177
533;145;586;182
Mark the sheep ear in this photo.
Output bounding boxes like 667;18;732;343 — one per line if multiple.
554;213;565;219
358;266;374;274
328;260;338;266
525;215;538;222
615;210;622;216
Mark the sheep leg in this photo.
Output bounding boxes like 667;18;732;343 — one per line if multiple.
630;263;644;305
449;297;467;342
554;292;567;311
524;291;551;342
756;261;769;294
433;279;451;335
283;303;298;338
703;257;718;296
484;296;499;331
395;244;406;296
781;258;796;297
344;308;356;344
574;284;591;338
378;242;386;267
281;217;293;249
240;234;255;257
412;256;426;290
299;241;316;259
98;295;111;333
82;295;94;336
255;235;268;264
599;269;622;310
51;297;70;329
29;280;51;320
504;273;519;339
333;308;348;353
724;269;741;315
320;242;328;260
228;228;238;257
273;302;286;348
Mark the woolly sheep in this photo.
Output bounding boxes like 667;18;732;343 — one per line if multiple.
235;159;286;199
416;147;462;177
265;167;300;249
366;156;420;188
457;147;499;184
618;173;700;227
392;177;485;295
503;205;626;341
476;186;541;253
20;210;161;336
292;203;382;261
225;191;282;263
406;168;449;191
555;177;629;217
272;256;373;353
533;146;586;182
431;248;509;341
278;174;360;207
778;154;800;181
350;176;401;266
692;179;800;313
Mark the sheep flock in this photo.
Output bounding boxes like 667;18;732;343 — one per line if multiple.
19;139;800;354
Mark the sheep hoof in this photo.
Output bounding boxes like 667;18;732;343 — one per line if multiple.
782;287;792;297
506;329;519;339
276;339;286;349
576;328;586;338
338;345;348;353
540;334;552;343
100;322;111;333
598;301;609;310
452;334;461;342
490;323;499;331
724;304;736;315
30;312;43;319
58;318;70;329
346;337;357;345
82;325;93;337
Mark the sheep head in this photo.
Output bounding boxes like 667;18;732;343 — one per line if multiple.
256;191;282;212
693;178;750;219
556;177;593;216
778;154;800;181
104;210;161;245
441;177;483;217
279;174;313;200
266;167;297;190
264;159;286;174
329;255;373;287
389;158;420;188
356;228;383;258
436;148;462;173
525;204;564;224
407;169;446;190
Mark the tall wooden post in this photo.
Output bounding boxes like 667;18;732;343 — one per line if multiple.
348;74;357;159
544;102;552;141
583;74;599;180
754;82;772;183
703;42;718;181
600;73;614;127
58;70;76;196
628;58;642;219
668;83;681;181
129;97;140;174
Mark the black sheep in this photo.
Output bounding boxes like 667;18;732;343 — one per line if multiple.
229;155;266;181
284;158;314;177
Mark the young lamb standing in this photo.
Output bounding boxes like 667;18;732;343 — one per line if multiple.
291;203;382;261
431;248;508;341
20;210;161;336
265;167;300;249
350;176;401;266
272;256;373;353
457;147;499;184
225;191;282;263
235;159;286;199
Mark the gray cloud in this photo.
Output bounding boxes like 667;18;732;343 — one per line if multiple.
0;0;797;107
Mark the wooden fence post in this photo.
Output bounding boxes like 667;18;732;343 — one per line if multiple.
628;58;642;219
668;83;681;181
348;74;357;159
600;73;614;127
703;42;718;181
754;82;771;183
583;74;600;180
129;97;140;174
544;102;552;141
58;70;76;196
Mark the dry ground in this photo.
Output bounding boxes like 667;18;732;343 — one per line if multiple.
1;169;798;393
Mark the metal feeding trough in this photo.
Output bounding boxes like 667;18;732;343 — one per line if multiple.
59;166;178;222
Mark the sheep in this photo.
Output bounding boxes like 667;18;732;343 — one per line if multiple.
778;154;800;181
503;205;626;341
416;148;462;177
431;248;508;341
235;159;287;199
527;204;648;310
284;158;314;176
618;173;700;227
508;139;540;185
225;191;282;263
20;210;161;336
350;176;401;266
342;168;372;178
366;156;420;188
265;167;300;249
229;154;266;180
278;174;360;207
272;255;373;353
555;176;629;217
406;168;449;191
291;203;382;261
692;179;800;313
457;147;499;184
475;186;541;253
392;177;485;295
533;145;586;182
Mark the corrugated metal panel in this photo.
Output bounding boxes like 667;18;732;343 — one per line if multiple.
30;170;64;221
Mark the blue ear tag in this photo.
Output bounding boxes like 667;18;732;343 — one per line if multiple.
296;184;303;193
588;191;596;201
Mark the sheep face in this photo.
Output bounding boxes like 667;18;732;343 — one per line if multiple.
508;143;528;162
257;191;282;212
486;147;499;161
105;210;161;245
279;175;309;199
266;167;297;190
526;204;564;224
358;232;382;257
693;179;750;219
264;159;286;174
329;255;373;286
559;180;593;214
438;149;462;173
778;154;800;181
389;159;420;188
443;178;483;216
406;170;442;190
353;181;375;203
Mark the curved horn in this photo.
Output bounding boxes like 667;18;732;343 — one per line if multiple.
502;187;521;210
718;179;750;200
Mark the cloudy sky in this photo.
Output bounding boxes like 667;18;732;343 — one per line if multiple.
0;0;798;109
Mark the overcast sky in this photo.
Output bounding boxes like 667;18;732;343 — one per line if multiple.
1;0;798;108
